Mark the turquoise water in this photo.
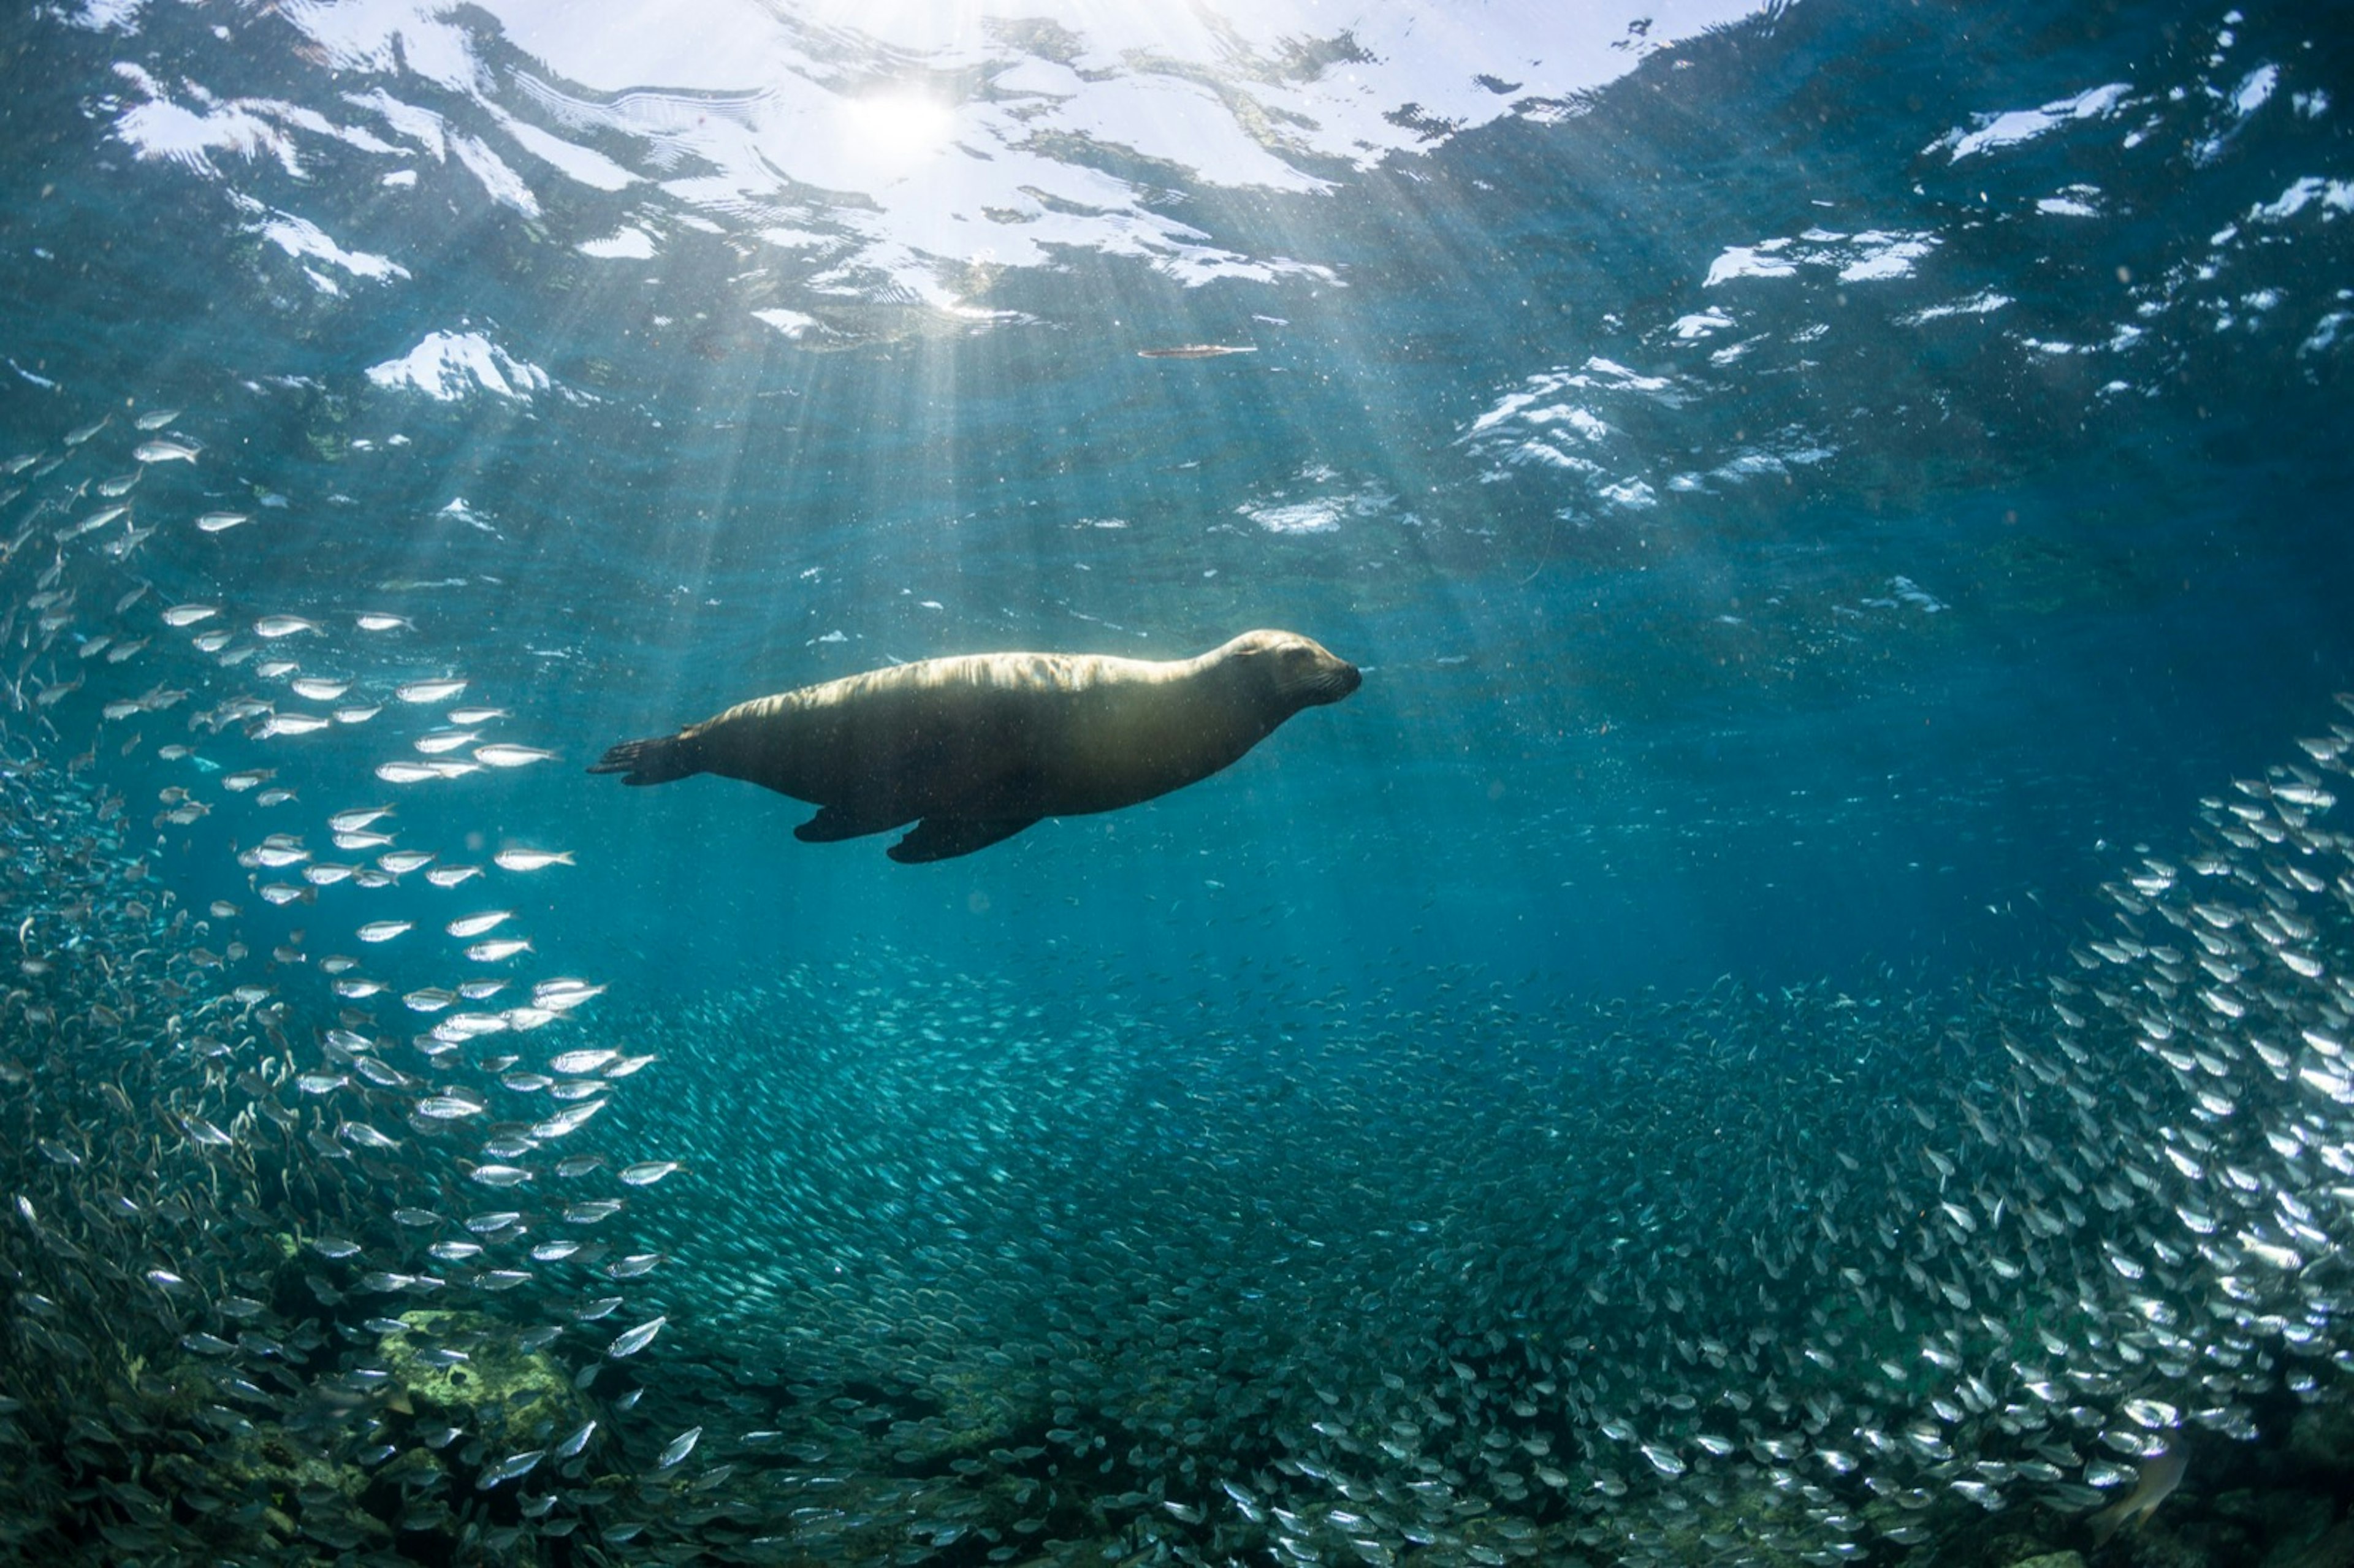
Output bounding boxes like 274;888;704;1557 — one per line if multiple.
4;0;2353;1563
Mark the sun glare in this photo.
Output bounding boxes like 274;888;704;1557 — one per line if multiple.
838;90;958;175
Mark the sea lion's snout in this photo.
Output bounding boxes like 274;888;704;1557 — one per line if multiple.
1315;659;1363;705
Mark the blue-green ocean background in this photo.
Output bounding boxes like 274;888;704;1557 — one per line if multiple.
7;0;2354;1561
7;0;2351;1012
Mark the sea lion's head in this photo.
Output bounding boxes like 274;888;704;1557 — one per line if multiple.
1215;630;1362;714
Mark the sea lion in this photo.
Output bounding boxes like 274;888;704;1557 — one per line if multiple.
588;629;1360;862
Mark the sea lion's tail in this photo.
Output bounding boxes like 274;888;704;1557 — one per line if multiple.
587;733;702;786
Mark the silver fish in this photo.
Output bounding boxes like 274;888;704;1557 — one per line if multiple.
655;1426;701;1468
607;1315;666;1358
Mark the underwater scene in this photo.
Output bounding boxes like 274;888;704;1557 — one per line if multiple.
4;0;2354;1564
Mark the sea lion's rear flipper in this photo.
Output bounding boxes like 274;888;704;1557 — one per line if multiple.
587;734;703;786
888;817;1040;863
794;805;911;843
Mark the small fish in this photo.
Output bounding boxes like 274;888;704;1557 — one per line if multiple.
447;706;511;725
63;415;111;446
375;761;441;785
256;712;332;738
478;1450;544;1489
535;980;606;1010
474;743;555;768
161;603;219;628
1137;343;1257;359
96;471;140;496
608;1315;667;1358
196;512;250;533
221;769;273;791
427;865;484;888
495;848;575;871
356;612;413;633
134;408;181;430
253;614;321;639
413;729;480;756
61;504;127;538
619;1160;682;1187
554;1420;596;1460
289;677;348;701
655;1426;701;1469
133;438;200;463
467;937;533;962
246;837;309;867
334;704;383;725
447;910;513;939
537;1102;608;1138
468;1164;532;1187
104;637;148;663
356;920;413;943
191;630;233;652
2089;1449;2188;1547
397;677;467;704
378;850;435;874
104;524;157;561
330;805;394;833
180;1114;233;1146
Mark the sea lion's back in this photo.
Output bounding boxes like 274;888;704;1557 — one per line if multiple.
692;653;1107;804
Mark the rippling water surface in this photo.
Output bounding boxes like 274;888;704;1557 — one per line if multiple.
3;1;2353;1564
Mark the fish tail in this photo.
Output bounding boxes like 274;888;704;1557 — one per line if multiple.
588;734;701;786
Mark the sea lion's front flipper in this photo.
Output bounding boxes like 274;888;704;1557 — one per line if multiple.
588;733;704;786
887;817;1040;863
794;805;911;843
